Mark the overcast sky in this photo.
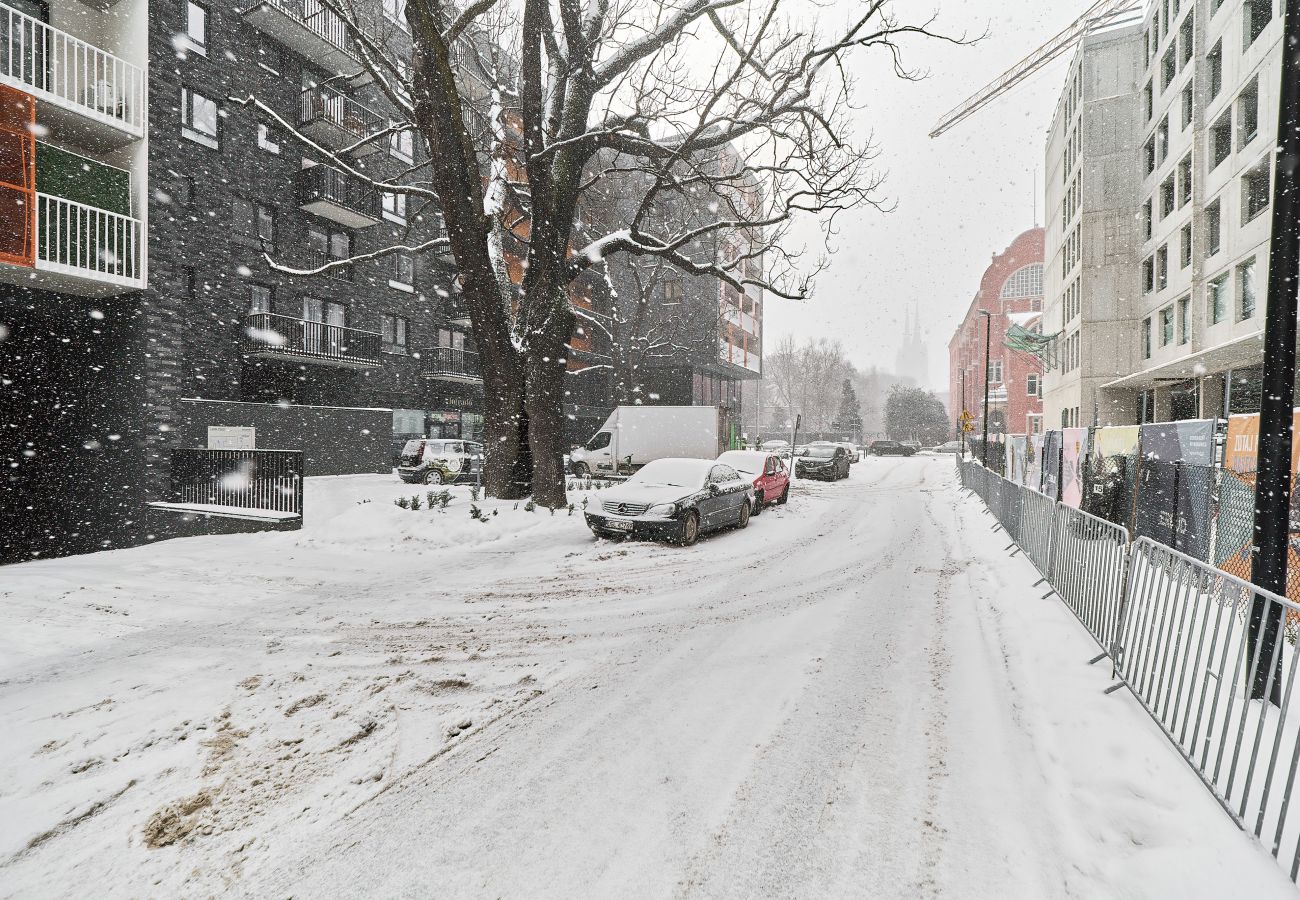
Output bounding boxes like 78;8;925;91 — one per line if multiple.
763;2;1102;391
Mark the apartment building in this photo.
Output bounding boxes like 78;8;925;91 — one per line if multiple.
1041;22;1146;430
948;228;1046;438
2;0;481;563
1097;0;1284;421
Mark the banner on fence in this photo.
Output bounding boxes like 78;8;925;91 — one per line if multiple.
1084;425;1140;527
1061;427;1089;508
1027;433;1044;493
1042;431;1062;500
1136;420;1217;560
1005;435;1029;485
1219;411;1300;589
1223;410;1300;476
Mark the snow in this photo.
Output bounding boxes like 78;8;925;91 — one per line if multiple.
146;502;301;521
0;459;1296;897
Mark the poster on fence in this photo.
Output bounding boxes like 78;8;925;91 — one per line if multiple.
1136;420;1217;561
1041;431;1062;499
1084;425;1140;526
1005;435;1029;485
1026;433;1044;493
1218;411;1300;589
1060;427;1089;508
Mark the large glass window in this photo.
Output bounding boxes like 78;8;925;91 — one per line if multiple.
1244;0;1272;49
1238;258;1257;320
1243;158;1271;222
1210;113;1232;168
1206;199;1221;255
184;1;207;53
1208;273;1229;324
181;87;218;148
1239;78;1259;147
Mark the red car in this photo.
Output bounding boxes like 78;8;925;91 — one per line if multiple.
716;450;790;514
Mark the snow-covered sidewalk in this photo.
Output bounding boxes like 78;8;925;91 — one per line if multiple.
0;459;1295;898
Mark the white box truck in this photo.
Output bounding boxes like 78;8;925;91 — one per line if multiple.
569;406;725;476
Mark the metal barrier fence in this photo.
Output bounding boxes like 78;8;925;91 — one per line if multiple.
167;448;304;517
1114;539;1300;879
957;455;1300;884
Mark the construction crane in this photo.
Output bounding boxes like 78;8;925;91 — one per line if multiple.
929;0;1145;139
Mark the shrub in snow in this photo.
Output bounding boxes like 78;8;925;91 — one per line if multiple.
410;495;423;511
470;485;482;501
470;503;488;522
567;503;575;516
395;497;410;509
524;499;536;513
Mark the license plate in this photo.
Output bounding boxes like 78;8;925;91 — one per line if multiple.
606;519;633;532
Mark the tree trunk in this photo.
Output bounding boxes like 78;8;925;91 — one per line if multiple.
524;321;573;509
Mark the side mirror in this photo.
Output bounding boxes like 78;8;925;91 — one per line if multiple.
708;482;722;495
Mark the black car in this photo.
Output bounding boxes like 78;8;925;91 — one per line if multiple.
869;440;916;457
584;458;754;545
795;445;850;480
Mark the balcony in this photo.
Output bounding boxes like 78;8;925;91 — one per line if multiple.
242;312;381;369
0;193;143;296
241;0;359;77
420;347;482;383
0;4;145;145
296;164;380;228
299;86;386;156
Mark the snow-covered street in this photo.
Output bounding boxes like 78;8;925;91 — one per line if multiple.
1;457;1295;898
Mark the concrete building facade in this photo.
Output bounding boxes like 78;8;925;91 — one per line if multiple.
1041;22;1146;430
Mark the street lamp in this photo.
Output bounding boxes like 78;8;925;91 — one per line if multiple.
977;310;992;467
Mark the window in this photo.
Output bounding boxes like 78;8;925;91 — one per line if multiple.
1161;46;1177;91
329;231;351;280
1157;116;1170;163
1180;223;1193;269
1143;198;1153;240
1145;136;1156;175
1181;83;1193;129
1027;373;1040;398
1143;317;1152;359
383;0;408;28
390;252;414;289
1209;273;1229;323
382;191;407;224
1177;154;1192;206
1211;113;1232;168
1239;257;1257;319
1178;295;1190;344
184;266;197;300
256;122;280;154
1243;158;1271;222
1143;81;1154;121
381;314;408;352
249;284;272;315
1244;0;1272;50
180;87;218;148
1207;199;1222;255
1179;11;1194;65
663;280;684;304
988;359;1003;383
182;1;207;54
1157;244;1169;290
1160;174;1175;218
1208;41;1223;98
1160;306;1174;346
1239;78;1259;147
1142;256;1155;293
256;205;274;246
1000;264;1043;298
390;129;414;162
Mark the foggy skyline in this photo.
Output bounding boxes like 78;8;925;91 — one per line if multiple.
763;2;1096;392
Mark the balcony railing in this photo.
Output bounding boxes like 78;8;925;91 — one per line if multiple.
243;312;381;369
241;0;359;76
420;347;482;382
299;86;385;155
35;192;143;290
296;164;380;228
0;4;145;138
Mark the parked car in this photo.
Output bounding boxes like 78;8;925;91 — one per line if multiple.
931;440;963;454
902;440;923;453
397;439;484;484
584;458;753;545
717;449;790;514
795;445;850;480
869;440;915;457
835;441;862;463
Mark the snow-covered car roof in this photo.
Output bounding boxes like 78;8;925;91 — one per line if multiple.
628;458;714;488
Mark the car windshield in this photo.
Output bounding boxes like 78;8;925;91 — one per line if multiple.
717;451;763;475
628;458;710;489
805;447;837;459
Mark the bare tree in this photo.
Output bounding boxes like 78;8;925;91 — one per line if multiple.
231;0;963;506
764;336;855;432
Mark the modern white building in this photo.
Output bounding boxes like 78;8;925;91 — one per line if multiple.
1042;20;1146;430
1095;0;1285;421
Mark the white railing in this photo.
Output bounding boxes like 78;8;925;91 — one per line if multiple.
36;193;142;285
0;4;145;134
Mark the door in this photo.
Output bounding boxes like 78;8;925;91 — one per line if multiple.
302;296;323;354
586;431;614;472
324;301;345;356
703;465;744;528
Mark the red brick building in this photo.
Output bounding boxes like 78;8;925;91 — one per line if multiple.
948;228;1046;438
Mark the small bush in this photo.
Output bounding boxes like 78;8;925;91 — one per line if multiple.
410;495;423;510
524;499;536;513
395;497;410;509
567;503;575;516
470;503;487;522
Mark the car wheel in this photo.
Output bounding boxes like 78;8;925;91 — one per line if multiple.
423;470;444;485
777;485;789;504
678;510;700;546
572;463;590;477
736;500;751;529
752;491;764;515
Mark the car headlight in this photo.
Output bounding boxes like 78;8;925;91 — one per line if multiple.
647;502;676;516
